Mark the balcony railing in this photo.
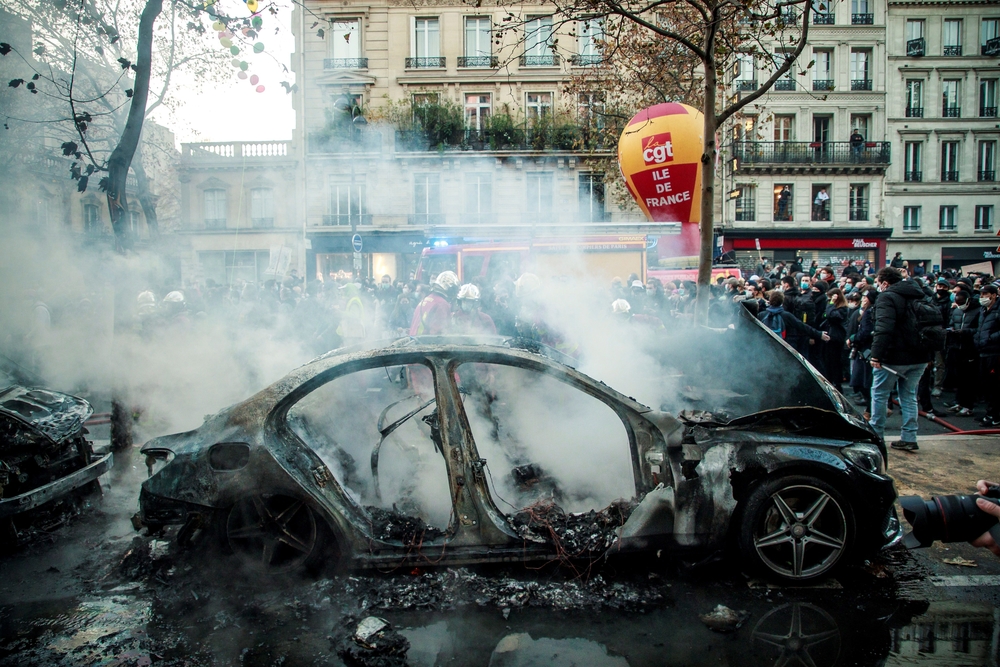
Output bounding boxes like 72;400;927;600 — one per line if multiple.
849;206;869;221
408;213;446;225
907;38;925;57
852;13;873;24
457;56;498;68
570;54;603;66
308;130;382;154
322;214;372;226
980;170;997;182
813;13;834;24
395;125;614;152
812;206;830;221
324;58;368;69
204;218;227;230
851;79;873;91
735;79;758;91
942;106;961;118
983;37;1000;56
776;10;798;26
774;79;796;91
941;170;960;182
519;54;560;67
943;45;962;56
905;106;923;118
735;207;755;221
981;106;998;118
183;141;290;159
904;170;923;182
813;79;835;91
405;57;446;69
252;217;274;229
732;141;891;166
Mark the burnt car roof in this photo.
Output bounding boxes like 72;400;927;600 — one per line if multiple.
0;386;94;443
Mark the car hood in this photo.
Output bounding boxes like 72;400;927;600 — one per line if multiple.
0;385;93;443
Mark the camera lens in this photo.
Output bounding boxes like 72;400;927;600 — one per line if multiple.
900;494;999;548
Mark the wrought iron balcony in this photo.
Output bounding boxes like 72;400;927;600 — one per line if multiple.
851;79;872;91
983;37;1000;56
570;54;603;66
324;58;368;69
979;170;997;182
322;213;372;226
904;170;922;182
776;10;798;26
519;54;560;67
731;141;891;167
204;218;227;230
251;217;274;229
405;57;446;69
980;106;998;118
408;213;446;225
457;56;498;68
774;79;796;91
907;38;925;57
905;106;923;118
942;106;961;118
813;13;834;24
850;206;869;221
813;79;835;91
735;79;758;91
941;170;960;182
943;45;962;56
735;206;755;221
852;13;873;24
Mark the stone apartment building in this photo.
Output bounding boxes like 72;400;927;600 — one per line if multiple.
882;0;1000;273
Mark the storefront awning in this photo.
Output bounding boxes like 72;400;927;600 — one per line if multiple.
308;232;427;254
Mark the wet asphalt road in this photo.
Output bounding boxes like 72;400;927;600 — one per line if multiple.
2;424;1000;667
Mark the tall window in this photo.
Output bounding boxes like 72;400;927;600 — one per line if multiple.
942;80;961;116
465;17;491;57
981;79;998;117
524;16;554;63
526;92;552;121
851;114;870;139
774;115;794;141
526;172;554;218
851;0;871;23
903;206;921;231
980;140;997;181
578;173;606;222
849;184;869;221
204;188;226;228
904;141;922;181
850;49;871;89
943;19;962;55
465;173;492;222
813;50;833;89
578;18;603;62
941;142;960;181
773;52;794;89
735;185;756;221
906;79;924;116
907;19;926;55
733;54;755;89
412;18;440;58
329;20;361;62
983;18;1000;55
939;206;957;231
773;184;794;221
128;209;141;236
414;173;441;222
34;196;51;227
250;187;274;228
84;203;101;234
465;93;491;131
329;182;367;226
578;92;605;128
976;205;995;231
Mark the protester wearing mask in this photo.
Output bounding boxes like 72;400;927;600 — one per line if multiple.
945;290;981;416
779;276;814;357
973;284;1000;426
849;292;875;417
822;288;850;391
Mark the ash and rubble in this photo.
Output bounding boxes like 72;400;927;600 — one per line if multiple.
509;499;638;556
333;616;410;667
364;506;446;545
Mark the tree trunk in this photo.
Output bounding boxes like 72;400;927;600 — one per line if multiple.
104;0;163;254
695;56;718;324
131;142;159;239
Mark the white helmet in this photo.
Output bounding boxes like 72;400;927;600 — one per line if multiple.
137;290;156;306
163;290;185;304
515;273;541;296
457;284;480;301
435;271;460;290
612;299;631;314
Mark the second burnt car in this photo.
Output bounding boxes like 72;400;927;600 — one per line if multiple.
135;309;901;584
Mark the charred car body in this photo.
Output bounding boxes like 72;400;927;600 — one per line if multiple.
0;385;112;538
136;309;901;583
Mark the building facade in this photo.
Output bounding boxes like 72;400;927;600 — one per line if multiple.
883;0;1000;273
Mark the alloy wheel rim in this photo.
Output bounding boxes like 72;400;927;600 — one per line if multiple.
753;485;847;579
227;494;318;571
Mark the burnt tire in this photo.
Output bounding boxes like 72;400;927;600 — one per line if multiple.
737;475;854;585
225;493;325;573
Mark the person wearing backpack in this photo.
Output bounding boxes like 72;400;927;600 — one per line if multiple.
759;291;829;349
778;276;817;357
869;267;935;452
973;284;1000;426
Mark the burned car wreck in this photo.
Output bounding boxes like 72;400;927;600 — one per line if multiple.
136;309;901;584
0;385;112;541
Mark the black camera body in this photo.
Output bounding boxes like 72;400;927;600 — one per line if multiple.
899;485;1000;548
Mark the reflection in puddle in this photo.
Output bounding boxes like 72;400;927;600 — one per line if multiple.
886;602;998;666
750;603;840;667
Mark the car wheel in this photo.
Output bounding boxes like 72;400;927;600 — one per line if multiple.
738;476;854;584
226;494;321;572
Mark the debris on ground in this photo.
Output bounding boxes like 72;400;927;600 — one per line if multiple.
942;557;978;567
509;499;637;556
699;604;749;632
333;615;410;667
365;506;446;545
116;536;173;581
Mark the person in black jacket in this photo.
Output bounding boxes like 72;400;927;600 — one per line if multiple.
779;276;816;357
758;291;829;347
869;267;932;451
945;290;981;416
850;292;875;417
974;284;1000;426
931;278;953;396
823;288;850;391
